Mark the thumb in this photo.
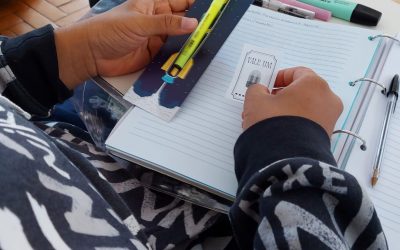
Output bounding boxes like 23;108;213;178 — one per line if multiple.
137;14;198;36
245;84;270;100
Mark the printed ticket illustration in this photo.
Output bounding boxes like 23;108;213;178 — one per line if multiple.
227;44;280;102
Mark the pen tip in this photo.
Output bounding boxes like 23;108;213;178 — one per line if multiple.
371;176;378;187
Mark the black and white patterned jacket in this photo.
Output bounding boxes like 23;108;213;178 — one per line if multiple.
0;25;387;249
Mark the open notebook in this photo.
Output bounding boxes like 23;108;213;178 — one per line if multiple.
106;5;382;199
344;34;400;250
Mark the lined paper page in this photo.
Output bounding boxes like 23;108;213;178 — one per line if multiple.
347;110;400;249
346;35;400;249
377;116;400;238
107;5;380;198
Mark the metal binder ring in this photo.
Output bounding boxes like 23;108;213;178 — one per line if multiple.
333;130;367;151
368;34;400;44
348;78;386;95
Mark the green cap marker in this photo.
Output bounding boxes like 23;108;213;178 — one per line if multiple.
297;0;381;26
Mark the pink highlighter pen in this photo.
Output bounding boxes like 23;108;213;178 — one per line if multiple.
278;0;332;21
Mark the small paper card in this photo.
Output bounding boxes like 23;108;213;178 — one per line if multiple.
226;44;280;102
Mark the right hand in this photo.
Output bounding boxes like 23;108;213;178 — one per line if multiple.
242;67;344;136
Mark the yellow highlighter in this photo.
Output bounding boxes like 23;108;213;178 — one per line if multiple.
161;0;230;84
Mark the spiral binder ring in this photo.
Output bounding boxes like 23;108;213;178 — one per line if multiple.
348;78;386;94
333;130;367;151
368;34;400;44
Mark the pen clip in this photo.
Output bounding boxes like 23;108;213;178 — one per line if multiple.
278;8;308;19
388;74;399;112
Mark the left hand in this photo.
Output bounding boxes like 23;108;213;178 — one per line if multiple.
55;0;198;89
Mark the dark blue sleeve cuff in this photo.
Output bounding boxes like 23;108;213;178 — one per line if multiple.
233;116;336;192
1;25;72;116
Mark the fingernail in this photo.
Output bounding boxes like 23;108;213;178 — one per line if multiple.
181;17;198;30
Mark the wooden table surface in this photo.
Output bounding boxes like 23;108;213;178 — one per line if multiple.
0;0;90;36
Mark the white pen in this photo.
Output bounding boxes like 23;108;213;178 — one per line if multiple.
254;0;316;19
371;74;400;187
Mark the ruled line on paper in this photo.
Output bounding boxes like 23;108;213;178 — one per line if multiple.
243;9;360;39
368;106;400;236
234;24;355;53
136;120;234;158
130;125;233;166
128;130;234;173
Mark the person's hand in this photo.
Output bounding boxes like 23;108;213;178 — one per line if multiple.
55;0;198;89
242;67;343;136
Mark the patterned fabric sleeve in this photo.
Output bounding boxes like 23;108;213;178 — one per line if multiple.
230;116;388;249
0;25;72;117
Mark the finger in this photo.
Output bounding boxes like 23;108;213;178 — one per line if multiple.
155;1;172;15
173;11;186;16
167;0;195;12
276;69;332;101
136;14;198;36
271;87;284;95
124;0;155;14
245;84;270;99
274;67;315;88
147;36;165;58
